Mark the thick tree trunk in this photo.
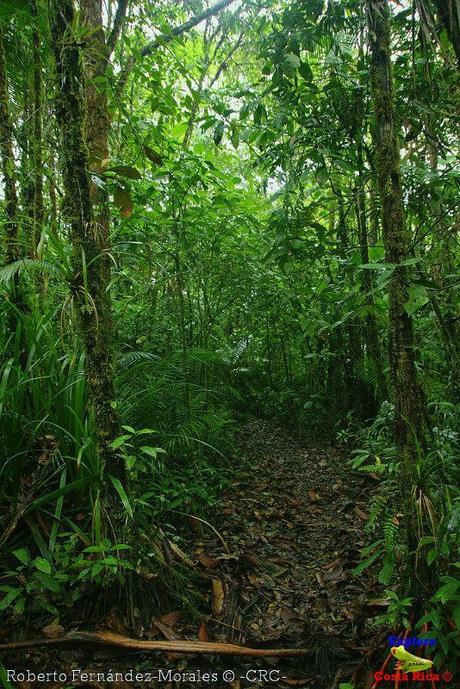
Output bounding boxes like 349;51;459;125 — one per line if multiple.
81;0;111;178
49;0;125;507
367;0;428;468
367;0;430;593
0;24;29;342
0;27;20;265
31;4;44;257
20;7;44;262
80;0;127;492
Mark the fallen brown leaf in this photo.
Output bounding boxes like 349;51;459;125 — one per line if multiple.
212;578;225;617
168;541;194;567
354;506;368;520
268;555;289;565
197;552;219;569
188;515;202;535
147;611;180;639
240;553;259;569
159;611;181;627
324;560;343;584
151;621;182;641
198;622;209;641
42;621;65;638
315;571;325;586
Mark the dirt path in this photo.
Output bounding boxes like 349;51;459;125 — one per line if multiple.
3;419;380;689
192;419;378;687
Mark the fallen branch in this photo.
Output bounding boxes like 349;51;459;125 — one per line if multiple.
0;631;308;658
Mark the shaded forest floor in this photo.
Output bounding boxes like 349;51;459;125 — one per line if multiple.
188;418;381;687
3;419;388;689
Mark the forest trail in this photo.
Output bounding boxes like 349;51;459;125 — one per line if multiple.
1;0;458;684
0;422;430;688
189;419;378;687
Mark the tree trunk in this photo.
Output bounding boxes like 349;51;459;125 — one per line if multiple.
336;192;365;416
31;2;44;258
79;0;124;490
49;0;125;512
356;146;388;403
367;0;430;592
367;0;428;465
0;27;20;266
0;24;29;342
432;0;460;67
356;10;387;406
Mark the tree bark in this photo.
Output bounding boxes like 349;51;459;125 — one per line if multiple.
49;0;125;506
107;0;130;55
21;4;44;260
31;2;44;258
367;0;431;596
356;146;388;403
80;0;127;492
0;27;20;265
356;9;387;405
335;191;366;415
367;0;428;470
432;0;460;67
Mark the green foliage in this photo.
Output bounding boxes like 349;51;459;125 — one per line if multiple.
0;538;133;617
350;395;460;661
374;590;413;630
0;0;458;644
0;663;15;689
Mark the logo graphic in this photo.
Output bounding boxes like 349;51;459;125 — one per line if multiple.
372;636;453;684
390;645;433;672
387;634;436;648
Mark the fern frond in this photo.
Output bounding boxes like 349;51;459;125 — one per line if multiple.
0;258;53;284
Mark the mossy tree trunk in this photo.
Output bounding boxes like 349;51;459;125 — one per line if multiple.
49;0;126;519
367;0;428;464
0;23;29;344
19;3;44;262
79;0;129;518
366;0;430;590
31;1;44;258
0;27;20;266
